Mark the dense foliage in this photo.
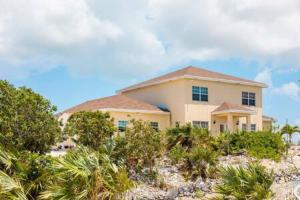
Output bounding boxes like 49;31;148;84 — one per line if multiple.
64;111;115;150
40;147;133;200
0;80;61;154
166;124;219;180
214;131;286;161
281;124;300;144
114;119;162;171
213;163;274;200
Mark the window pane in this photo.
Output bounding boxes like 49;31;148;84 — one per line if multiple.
249;99;255;106
249;92;255;99
242;92;249;98
150;122;159;131
201;87;208;94
201;121;209;128
242;124;247;131
251;124;256;132
193;94;200;101
242;98;248;105
201;94;208;101
192;86;199;93
192;121;201;127
118;120;127;132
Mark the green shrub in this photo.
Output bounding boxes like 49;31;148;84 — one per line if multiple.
169;144;187;164
213;163;274;200
214;131;286;161
115;119;162;171
184;147;218;180
64;111;115;150
0;80;61;154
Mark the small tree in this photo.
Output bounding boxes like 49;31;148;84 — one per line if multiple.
64;111;115;150
281;124;300;144
117;119;162;171
0;80;61;154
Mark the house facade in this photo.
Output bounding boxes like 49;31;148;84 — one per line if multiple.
59;66;272;135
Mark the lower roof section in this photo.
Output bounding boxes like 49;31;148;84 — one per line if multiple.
60;94;169;115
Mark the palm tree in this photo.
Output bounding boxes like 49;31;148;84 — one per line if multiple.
0;146;27;200
214;163;274;200
281;124;300;144
39;147;134;200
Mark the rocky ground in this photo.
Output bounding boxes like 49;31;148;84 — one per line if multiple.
126;146;300;200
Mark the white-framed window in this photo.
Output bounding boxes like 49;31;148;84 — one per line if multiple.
192;121;209;129
118;120;128;132
192;86;208;102
150;122;159;131
242;124;247;131
242;123;256;132
251;124;256;132
242;92;256;106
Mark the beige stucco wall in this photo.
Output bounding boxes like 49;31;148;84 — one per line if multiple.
262;120;272;131
59;110;170;131
184;79;263;134
121;79;186;126
121;78;263;135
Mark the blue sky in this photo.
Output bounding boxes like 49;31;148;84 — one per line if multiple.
0;0;300;126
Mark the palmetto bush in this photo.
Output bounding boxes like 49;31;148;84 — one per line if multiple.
40;147;133;200
213;163;274;200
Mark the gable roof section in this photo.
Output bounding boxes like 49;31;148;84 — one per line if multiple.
212;102;255;114
118;66;267;93
62;95;169;115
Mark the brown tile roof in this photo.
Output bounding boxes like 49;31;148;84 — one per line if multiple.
118;66;266;93
212;102;253;113
62;95;168;114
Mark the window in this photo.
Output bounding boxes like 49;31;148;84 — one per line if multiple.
242;124;247;131
192;121;209;129
251;124;256;132
118;120;128;132
150;122;159;131
242;123;256;132
192;86;208;102
242;92;256;106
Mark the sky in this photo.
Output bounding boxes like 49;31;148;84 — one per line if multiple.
0;0;299;126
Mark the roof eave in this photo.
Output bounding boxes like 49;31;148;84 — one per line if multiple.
117;75;267;93
212;109;256;115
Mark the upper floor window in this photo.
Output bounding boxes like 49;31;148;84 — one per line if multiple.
192;86;208;102
192;121;209;129
150;122;159;131
242;92;255;106
118;120;128;132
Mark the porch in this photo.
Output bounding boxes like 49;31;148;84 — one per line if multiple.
210;102;256;136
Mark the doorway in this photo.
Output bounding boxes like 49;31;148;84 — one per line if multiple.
220;123;227;133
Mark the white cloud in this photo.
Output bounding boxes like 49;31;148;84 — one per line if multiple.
1;0;300;79
272;82;300;100
254;69;273;87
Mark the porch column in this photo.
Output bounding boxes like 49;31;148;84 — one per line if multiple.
227;113;234;132
246;115;251;132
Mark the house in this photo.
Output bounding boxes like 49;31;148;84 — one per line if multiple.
58;66;272;136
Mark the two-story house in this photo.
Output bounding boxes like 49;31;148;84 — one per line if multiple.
58;66;272;135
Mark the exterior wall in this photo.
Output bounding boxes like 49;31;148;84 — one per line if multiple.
122;78;263;135
184;79;263;134
108;111;170;130
262;120;273;131
121;79;186;126
58;111;170;131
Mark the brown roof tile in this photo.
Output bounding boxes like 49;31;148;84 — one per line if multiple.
62;95;167;114
119;66;266;93
212;102;253;113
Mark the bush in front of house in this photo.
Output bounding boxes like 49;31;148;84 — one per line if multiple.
166;124;219;180
213;163;274;200
214;131;286;161
64;111;116;150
